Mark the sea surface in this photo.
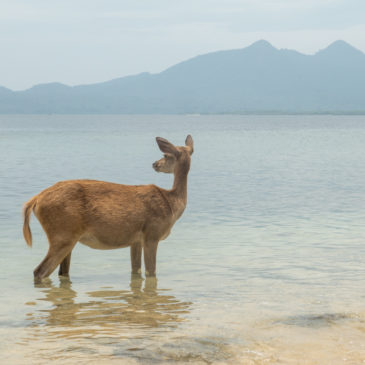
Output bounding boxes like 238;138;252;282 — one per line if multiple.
0;115;364;364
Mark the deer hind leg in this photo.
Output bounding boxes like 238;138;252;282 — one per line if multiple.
34;238;77;282
143;240;159;277
58;252;72;277
130;241;142;275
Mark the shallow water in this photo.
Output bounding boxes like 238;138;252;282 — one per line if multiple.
1;114;365;364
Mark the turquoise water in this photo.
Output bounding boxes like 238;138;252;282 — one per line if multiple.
1;115;365;364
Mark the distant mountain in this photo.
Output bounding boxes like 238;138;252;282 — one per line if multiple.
1;40;365;114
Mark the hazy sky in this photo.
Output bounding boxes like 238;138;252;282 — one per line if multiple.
1;0;364;90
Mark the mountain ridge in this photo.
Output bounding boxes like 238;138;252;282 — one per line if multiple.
1;40;364;114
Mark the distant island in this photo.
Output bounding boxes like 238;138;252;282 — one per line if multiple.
1;40;365;114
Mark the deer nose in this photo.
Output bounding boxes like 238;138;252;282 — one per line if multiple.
152;161;158;169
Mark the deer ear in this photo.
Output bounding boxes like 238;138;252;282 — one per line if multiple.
156;137;180;158
185;135;194;155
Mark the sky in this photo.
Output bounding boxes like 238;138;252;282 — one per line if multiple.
1;0;365;90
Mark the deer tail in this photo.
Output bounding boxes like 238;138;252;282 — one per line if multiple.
23;196;37;247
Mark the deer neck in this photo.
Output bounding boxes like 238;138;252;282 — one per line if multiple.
169;156;190;215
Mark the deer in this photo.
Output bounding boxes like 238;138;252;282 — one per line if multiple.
23;135;194;282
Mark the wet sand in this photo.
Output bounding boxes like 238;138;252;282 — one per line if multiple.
1;276;365;365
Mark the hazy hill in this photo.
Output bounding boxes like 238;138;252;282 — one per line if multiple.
1;40;365;114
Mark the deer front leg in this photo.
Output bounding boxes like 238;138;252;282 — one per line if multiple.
130;241;142;275
143;240;159;277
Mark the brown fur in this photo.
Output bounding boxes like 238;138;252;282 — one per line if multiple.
23;196;37;247
23;135;194;281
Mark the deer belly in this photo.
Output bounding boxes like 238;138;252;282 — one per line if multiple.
79;232;140;250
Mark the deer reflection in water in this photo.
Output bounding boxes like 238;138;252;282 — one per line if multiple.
26;276;191;341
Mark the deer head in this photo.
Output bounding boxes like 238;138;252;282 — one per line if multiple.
153;135;194;174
